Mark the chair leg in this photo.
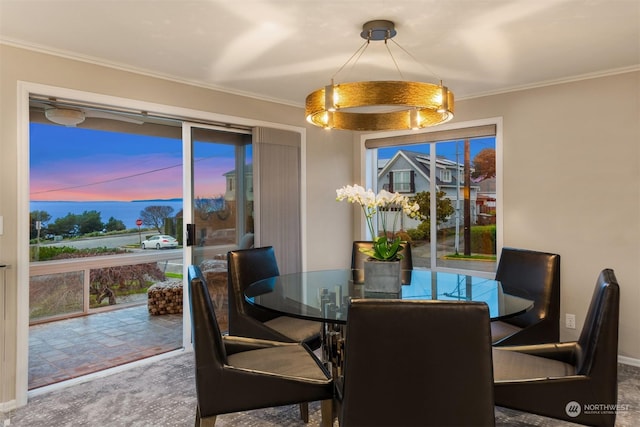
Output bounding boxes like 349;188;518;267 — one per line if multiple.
299;402;309;423
320;399;333;427
195;406;217;427
197;415;216;427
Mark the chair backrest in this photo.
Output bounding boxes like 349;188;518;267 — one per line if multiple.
351;240;413;285
227;247;280;327
187;265;227;413
340;299;495;427
576;269;620;381
495;247;560;331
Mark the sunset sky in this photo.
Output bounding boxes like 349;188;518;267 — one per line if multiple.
30;123;234;201
30;123;494;202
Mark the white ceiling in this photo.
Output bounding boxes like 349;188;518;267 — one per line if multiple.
1;0;639;107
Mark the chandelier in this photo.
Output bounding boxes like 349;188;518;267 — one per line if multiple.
305;20;454;132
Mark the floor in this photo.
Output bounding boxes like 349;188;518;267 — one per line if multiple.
28;304;182;389
7;350;640;426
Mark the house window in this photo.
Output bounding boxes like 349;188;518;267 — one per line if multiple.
365;123;499;275
439;169;452;182
392;170;413;192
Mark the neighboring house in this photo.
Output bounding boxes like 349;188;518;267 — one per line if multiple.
192;165;255;246
475;177;496;225
223;164;254;203
377;150;481;230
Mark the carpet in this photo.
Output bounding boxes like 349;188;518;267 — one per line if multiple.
5;351;640;426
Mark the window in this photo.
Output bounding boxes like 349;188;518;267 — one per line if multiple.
392;170;412;192
365;123;499;274
439;169;452;183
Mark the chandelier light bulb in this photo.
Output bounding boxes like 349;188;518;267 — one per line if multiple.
324;84;335;112
410;108;420;130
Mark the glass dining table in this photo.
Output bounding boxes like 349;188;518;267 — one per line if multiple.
246;268;533;376
245;269;534;324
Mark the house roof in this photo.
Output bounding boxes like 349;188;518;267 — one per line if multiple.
379;149;476;189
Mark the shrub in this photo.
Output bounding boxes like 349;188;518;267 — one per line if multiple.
406;228;423;241
90;262;165;307
35;245;78;261
394;230;412;242
406;222;431;241
471;225;496;254
417;221;431;240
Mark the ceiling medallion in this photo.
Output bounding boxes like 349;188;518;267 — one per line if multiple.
305;20;454;132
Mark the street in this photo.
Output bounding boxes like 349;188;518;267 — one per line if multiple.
39;231;156;250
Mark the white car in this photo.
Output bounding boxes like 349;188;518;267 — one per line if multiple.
141;234;178;249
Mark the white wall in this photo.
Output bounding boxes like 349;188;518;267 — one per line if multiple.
442;73;640;357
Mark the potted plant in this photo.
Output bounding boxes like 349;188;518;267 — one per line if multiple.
336;184;423;293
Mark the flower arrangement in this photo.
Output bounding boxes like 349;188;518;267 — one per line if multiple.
336;184;423;261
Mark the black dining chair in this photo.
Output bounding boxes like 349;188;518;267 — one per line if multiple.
493;268;620;427
351;240;413;285
491;247;561;345
227;247;322;349
188;265;334;427
336;299;495;426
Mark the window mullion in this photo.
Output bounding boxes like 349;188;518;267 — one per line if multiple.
430;143;437;269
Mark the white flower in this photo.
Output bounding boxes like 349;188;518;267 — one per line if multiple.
336;184;424;260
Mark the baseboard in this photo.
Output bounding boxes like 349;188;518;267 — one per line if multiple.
618;355;640;368
1;398;17;412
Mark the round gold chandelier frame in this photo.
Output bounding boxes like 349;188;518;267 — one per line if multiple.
304;20;455;131
305;80;454;131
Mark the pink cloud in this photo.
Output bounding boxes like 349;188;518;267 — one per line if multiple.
31;152;230;201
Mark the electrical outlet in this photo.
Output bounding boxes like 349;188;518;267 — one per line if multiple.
566;313;576;329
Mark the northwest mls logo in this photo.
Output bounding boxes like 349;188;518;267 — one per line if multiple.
565;400;630;417
565;401;581;417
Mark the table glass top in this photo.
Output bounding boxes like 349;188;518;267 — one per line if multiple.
245;269;533;324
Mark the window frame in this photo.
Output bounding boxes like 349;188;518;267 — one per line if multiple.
359;118;503;278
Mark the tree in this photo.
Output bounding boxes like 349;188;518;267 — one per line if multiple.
194;196;225;220
412;191;455;226
46;211;105;237
471;148;496;181
77;210;104;234
140;205;174;233
30;210;51;239
48;213;80;237
105;216;126;232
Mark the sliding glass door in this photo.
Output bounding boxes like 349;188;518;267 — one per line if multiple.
182;123;253;332
28;106;185;389
25;101;255;390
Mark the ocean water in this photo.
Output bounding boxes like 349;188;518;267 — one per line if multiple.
30;200;184;229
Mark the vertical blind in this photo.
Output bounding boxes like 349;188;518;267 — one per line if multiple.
253;127;302;274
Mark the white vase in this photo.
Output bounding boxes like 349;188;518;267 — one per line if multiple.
363;259;402;294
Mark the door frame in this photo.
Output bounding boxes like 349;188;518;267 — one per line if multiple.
15;81;307;407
